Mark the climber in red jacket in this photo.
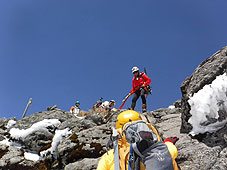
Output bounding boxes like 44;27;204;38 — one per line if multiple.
130;66;151;112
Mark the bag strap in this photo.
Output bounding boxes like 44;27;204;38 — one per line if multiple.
128;144;134;170
113;128;120;170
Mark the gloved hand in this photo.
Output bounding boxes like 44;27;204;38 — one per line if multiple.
163;136;179;145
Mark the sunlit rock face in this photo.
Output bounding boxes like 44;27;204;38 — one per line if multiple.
180;47;227;134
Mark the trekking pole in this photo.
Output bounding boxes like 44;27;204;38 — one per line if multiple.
22;98;32;118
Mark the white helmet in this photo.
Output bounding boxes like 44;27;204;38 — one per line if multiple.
132;66;139;73
110;100;115;104
110;100;115;106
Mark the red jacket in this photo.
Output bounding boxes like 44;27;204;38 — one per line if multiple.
130;72;151;93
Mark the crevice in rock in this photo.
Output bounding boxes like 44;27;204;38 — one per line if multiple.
0;146;9;159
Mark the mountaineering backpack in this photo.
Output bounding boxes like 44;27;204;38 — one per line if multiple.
123;121;174;170
123;120;158;146
146;84;152;95
143;67;152;95
140;73;152;95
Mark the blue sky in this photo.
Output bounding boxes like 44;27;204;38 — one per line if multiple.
1;0;227;119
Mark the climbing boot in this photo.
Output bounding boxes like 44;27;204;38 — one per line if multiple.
142;104;147;113
128;107;133;110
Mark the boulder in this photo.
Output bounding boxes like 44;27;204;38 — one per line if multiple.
64;158;99;170
57;123;113;167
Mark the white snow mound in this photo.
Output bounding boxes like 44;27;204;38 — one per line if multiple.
9;119;61;139
188;73;227;135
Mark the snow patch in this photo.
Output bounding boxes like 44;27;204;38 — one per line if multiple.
6;120;16;129
168;105;175;109
40;128;72;159
24;152;40;161
0;138;23;148
9;119;61;139
75;115;85;119
188;73;227;135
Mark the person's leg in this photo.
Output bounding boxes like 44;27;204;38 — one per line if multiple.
141;88;147;112
140;88;146;105
131;90;140;110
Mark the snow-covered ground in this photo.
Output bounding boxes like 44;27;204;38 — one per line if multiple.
188;73;227;135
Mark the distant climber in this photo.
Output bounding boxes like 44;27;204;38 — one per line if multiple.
129;66;151;112
101;100;116;112
92;98;116;112
70;101;80;116
92;97;103;111
97;110;179;170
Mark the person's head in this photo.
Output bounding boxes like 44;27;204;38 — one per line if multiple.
116;110;142;129
109;100;115;107
75;101;80;106
132;66;139;76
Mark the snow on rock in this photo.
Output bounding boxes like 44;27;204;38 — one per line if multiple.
168;105;175;109
9;119;61;140
0;138;23;148
6;120;16;129
0;139;12;146
24;151;40;161
40;128;72;159
188;73;227;135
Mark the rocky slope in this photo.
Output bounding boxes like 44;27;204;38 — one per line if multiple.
1;47;227;170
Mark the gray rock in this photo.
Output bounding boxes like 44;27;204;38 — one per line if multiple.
0;118;7;130
64;158;99;170
22;130;53;152
85;114;105;125
174;99;182;108
0;129;7;141
0;145;24;168
57;124;112;167
211;147;227;170
0;144;42;170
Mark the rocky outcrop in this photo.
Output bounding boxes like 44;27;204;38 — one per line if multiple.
0;108;115;170
1;105;227;169
180;46;227;133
